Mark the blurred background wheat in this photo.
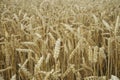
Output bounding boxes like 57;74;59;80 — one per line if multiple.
0;0;120;80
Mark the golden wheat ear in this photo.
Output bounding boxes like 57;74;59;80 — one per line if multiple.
54;38;61;61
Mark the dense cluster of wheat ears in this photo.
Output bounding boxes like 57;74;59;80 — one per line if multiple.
0;0;120;80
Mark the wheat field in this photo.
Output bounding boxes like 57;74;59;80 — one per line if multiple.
0;0;120;80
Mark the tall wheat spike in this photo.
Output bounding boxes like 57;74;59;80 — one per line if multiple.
93;46;98;63
34;55;44;73
88;46;93;63
115;16;120;36
54;38;61;60
19;67;32;79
